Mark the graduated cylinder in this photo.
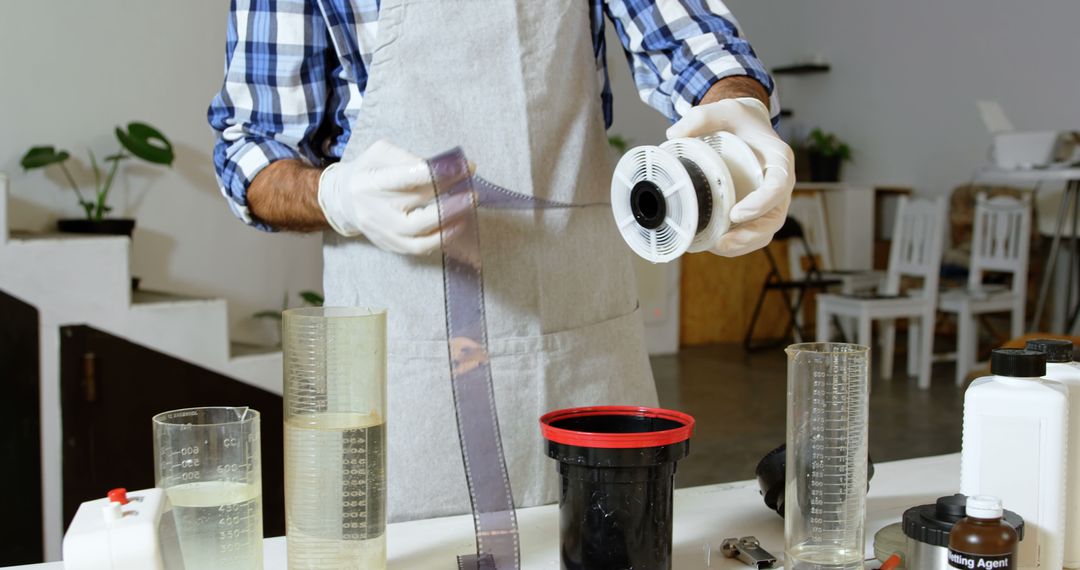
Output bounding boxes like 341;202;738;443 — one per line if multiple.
785;343;870;570
283;307;387;570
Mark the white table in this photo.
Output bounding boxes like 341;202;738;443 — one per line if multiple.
16;454;960;569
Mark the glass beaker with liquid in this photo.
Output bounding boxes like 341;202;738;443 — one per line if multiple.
153;406;263;570
283;307;387;570
785;343;870;570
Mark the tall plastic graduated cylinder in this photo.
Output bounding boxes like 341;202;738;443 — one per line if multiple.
785;343;870;570
283;307;387;570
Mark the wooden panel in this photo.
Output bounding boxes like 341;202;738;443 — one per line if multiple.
680;242;792;345
60;326;285;537
0;289;43;565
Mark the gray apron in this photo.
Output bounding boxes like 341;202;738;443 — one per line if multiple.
322;0;658;522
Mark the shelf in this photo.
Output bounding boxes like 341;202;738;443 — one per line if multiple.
772;63;831;75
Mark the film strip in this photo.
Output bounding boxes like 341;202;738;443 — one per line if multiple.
427;148;599;569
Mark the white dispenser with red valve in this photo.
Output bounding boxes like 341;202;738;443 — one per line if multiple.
63;487;183;570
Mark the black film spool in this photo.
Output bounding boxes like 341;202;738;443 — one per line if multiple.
630;180;667;230
677;157;712;234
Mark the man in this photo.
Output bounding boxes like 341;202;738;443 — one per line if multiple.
209;0;794;522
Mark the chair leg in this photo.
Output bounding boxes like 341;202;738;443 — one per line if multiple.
816;301;831;342
1011;302;1025;339
908;320;920;378
880;319;896;381
956;309;977;387
919;312;935;390
743;280;771;350
857;313;872;350
791;291;805;343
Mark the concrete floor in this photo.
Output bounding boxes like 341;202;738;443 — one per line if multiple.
653;342;965;489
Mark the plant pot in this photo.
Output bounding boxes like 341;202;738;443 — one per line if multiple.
57;218;135;237
808;152;843;182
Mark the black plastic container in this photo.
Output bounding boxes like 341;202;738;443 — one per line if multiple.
540;406;695;570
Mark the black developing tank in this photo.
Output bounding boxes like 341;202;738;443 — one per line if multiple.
540;406;695;570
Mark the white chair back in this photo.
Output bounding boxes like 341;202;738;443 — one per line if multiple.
882;196;948;297
786;193;834;279
968;193;1032;292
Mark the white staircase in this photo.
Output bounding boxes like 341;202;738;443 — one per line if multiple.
0;173;282;560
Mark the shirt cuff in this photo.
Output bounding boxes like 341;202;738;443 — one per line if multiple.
669;47;780;127
215;138;304;232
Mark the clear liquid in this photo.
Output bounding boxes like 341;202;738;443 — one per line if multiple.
166;481;263;570
285;412;386;570
787;544;864;569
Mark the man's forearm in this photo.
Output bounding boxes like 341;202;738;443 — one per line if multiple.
247;159;329;232
699;76;770;110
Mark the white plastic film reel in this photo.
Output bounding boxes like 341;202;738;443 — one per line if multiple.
611;145;698;263
611;132;759;263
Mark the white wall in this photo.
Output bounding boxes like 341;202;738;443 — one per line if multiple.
0;1;323;346
728;0;1080;197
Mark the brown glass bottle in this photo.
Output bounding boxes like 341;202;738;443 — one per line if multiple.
948;496;1018;570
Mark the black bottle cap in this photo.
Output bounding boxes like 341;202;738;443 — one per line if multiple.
1025;338;1074;363
902;494;1026;547
990;349;1046;377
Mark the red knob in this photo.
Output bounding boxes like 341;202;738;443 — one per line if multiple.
107;488;129;505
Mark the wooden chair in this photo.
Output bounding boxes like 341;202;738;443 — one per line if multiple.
938;193;1032;385
816;196;948;389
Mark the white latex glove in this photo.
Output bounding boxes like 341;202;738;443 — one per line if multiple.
318;139;448;255
667;97;795;257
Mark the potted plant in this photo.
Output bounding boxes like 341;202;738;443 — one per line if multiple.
20;122;174;236
805;128;852;182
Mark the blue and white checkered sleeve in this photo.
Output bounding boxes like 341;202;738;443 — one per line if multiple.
208;0;330;230
605;0;779;125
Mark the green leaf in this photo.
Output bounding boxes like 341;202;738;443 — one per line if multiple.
252;310;283;320
299;291;324;306
21;146;70;170
115;122;174;166
104;153;129;162
607;135;630;154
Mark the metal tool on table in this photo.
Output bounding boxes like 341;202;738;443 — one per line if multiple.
721;536;778;568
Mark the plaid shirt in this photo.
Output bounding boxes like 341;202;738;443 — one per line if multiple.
208;0;777;228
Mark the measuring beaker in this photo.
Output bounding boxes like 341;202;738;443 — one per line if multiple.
785;343;870;570
153;406;263;570
283;307;387;570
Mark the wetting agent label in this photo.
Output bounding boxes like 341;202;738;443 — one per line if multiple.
948;549;1013;570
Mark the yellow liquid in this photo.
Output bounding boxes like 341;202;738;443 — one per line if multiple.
167;481;263;570
285;412;386;570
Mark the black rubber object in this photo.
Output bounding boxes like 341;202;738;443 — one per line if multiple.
754;443;876;517
903;494;1025;547
544;413;691;570
630;180;666;230
1025;338;1074;363
990;348;1046;378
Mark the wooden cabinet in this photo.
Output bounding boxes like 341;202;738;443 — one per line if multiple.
0;289;43;565
59;326;285;538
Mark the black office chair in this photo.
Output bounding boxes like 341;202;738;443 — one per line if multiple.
744;217;842;351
